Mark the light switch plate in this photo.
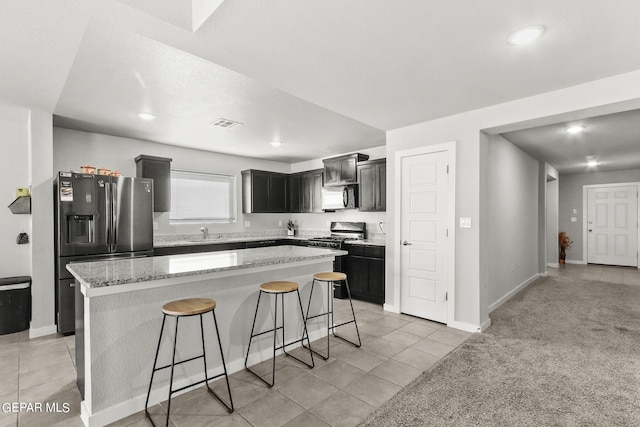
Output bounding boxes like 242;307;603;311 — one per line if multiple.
571;217;577;222
460;217;472;228
244;220;250;227
572;208;578;214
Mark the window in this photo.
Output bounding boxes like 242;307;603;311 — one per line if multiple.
170;170;236;223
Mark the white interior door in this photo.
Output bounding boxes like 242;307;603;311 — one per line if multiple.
587;185;638;267
400;150;449;323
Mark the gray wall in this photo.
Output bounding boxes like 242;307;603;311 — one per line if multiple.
484;134;540;310
559;168;640;262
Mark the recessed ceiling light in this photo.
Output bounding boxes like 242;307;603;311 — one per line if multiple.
587;160;599;167
566;125;585;134
270;141;283;147
507;25;545;45
137;112;156;121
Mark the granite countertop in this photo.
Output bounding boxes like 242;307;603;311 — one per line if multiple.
154;236;307;248
155;235;386;248
67;245;347;289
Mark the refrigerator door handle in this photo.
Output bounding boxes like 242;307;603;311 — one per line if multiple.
105;182;112;251
111;182;118;250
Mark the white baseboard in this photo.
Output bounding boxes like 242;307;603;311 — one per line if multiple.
383;303;400;314
447;320;482;333
546;262;560;268
29;324;57;339
480;318;491;332
488;273;540;314
81;328;326;427
565;259;586;265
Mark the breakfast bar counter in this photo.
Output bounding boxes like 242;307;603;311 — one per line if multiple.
67;245;345;427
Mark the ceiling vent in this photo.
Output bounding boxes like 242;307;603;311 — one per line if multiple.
210;118;243;129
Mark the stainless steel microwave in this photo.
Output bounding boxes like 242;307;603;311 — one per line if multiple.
321;185;358;210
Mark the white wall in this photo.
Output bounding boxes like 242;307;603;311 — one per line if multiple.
28;111;55;335
559;167;640;262
53;128;294;236
0;103;55;336
0;106;30;276
484;134;539;311
546;177;559;266
386;69;640;330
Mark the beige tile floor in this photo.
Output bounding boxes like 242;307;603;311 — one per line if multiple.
0;298;470;427
2;263;634;426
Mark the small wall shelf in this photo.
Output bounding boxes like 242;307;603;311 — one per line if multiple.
8;196;31;214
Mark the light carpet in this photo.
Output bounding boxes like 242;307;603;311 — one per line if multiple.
359;275;640;426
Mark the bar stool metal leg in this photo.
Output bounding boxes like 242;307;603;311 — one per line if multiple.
245;286;314;387
165;316;179;427
282;289;315;368
206;310;234;412
145;299;234;427
334;277;361;348
304;275;362;361
145;314;167;419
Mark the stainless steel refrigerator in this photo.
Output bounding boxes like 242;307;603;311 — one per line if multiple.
54;171;154;334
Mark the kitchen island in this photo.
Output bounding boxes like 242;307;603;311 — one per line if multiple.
67;245;346;427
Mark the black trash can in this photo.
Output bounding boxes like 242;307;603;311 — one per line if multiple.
0;276;31;335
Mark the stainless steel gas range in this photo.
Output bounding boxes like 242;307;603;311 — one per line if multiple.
307;222;366;298
307;221;366;249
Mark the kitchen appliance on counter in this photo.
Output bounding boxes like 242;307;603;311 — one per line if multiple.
54;172;154;334
308;222;365;298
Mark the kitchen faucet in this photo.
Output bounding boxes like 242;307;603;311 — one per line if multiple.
200;226;209;240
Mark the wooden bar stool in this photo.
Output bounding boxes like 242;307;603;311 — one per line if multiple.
145;298;233;427
304;272;361;360
245;281;314;387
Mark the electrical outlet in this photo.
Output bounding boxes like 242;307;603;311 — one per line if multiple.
278;220;282;227
244;220;250;227
153;222;158;230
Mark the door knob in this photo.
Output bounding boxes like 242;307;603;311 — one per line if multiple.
402;241;412;246
588;229;592;232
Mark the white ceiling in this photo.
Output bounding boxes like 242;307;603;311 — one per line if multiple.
501;109;640;175
2;0;640;166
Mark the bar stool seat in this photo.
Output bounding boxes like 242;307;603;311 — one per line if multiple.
260;281;299;293
162;298;216;316
245;281;314;387
145;298;234;427
313;272;346;282
305;271;361;360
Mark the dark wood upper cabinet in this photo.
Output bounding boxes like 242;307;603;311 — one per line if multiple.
358;159;386;212
241;170;288;213
322;153;369;186
288;173;302;213
135;155;172;212
300;169;323;213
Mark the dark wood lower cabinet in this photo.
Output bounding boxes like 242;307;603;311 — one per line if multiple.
344;244;385;304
